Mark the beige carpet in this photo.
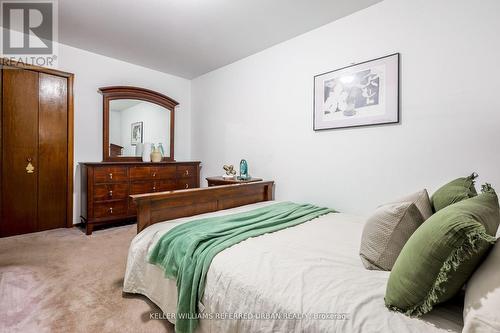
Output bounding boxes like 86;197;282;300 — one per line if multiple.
0;224;174;333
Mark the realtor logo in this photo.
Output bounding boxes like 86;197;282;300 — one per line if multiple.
1;0;56;55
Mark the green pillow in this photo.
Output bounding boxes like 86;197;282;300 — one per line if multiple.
431;173;478;212
385;184;499;316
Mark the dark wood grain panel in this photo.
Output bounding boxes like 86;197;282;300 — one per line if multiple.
177;177;197;190
38;73;68;231
93;183;129;201
132;181;274;233
128;180;172;214
1;67;39;237
94;167;128;183
67;74;74;228
151;202;218;224
156;166;176;179
159;179;177;191
130;166;179;180
129;166;152;180
0;67;3;235
80;161;201;235
128;198;137;215
0;60;73;237
129;181;155;214
150;193;214;210
219;193;268;210
177;165;196;178
80;164;89;220
130;181;155;195
93;200;128;218
80;161;201;166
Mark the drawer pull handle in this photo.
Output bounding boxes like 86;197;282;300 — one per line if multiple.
109;207;113;214
152;172;156;177
109;173;113;179
185;183;189;189
153;186;156;191
185;170;189;176
109;190;113;197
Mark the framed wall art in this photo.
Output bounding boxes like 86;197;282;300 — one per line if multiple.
313;53;399;131
131;121;143;145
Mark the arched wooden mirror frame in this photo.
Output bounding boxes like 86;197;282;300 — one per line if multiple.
99;86;178;162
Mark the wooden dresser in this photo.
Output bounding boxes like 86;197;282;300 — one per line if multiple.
80;161;201;234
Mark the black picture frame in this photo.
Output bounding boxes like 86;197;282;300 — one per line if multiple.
313;53;400;131
130;121;143;145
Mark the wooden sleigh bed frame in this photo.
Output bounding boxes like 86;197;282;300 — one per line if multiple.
131;181;275;233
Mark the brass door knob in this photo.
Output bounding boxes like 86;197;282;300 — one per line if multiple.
108;190;113;197
109;207;113;214
109;173;113;179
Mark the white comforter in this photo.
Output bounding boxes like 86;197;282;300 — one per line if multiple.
123;201;463;333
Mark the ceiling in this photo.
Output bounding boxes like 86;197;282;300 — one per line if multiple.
109;99;143;112
59;0;381;79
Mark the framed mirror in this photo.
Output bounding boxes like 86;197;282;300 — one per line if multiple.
100;86;178;162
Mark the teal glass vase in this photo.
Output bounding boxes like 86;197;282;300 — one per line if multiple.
158;143;165;157
238;159;249;180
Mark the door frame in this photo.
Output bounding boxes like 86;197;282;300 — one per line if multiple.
0;58;74;230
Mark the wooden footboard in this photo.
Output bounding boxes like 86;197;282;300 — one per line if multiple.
131;181;274;233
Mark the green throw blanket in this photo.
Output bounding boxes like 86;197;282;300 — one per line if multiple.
148;201;335;333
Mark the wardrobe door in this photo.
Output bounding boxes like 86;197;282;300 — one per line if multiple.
1;67;39;237
38;73;68;231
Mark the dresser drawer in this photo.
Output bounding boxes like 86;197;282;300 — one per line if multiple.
156;166;177;179
130;181;156;195
177;165;196;178
177;178;197;190
93;183;129;201
130;167;152;180
93;200;128;218
80;161;201;235
130;166;177;180
128;181;158;214
159;179;177;191
128;179;176;214
94;167;128;183
128;199;138;215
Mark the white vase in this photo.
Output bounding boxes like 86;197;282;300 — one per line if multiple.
142;143;152;162
135;143;144;157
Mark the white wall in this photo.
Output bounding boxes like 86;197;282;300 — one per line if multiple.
109;110;122;146
191;0;500;214
54;44;191;224
118;102;170;156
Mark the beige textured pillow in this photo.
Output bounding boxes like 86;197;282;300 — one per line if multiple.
360;202;424;271
463;233;500;333
387;189;433;220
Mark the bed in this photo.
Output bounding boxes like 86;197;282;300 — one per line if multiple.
123;182;463;333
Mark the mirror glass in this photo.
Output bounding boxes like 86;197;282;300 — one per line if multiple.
108;99;171;158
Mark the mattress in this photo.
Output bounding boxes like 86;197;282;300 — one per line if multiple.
123;201;463;333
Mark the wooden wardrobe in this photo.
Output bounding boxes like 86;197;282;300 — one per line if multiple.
0;61;74;237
